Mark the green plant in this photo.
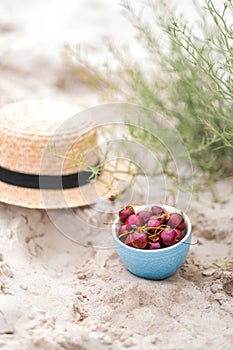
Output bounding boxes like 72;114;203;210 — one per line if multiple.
65;0;233;180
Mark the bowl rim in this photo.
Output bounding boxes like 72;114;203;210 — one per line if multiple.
112;204;192;253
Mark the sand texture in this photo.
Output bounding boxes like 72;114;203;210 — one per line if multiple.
0;1;233;349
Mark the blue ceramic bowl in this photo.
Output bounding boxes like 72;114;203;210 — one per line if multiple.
112;204;192;280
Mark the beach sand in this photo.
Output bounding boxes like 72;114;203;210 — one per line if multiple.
0;1;232;349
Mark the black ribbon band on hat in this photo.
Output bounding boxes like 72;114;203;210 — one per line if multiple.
0;163;101;190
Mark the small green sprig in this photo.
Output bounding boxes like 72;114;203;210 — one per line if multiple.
65;0;233;181
46;143;166;197
46;143;85;168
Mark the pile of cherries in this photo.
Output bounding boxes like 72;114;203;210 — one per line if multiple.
117;205;187;250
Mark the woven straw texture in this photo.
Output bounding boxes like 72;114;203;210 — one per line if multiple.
0;100;132;208
0;100;97;175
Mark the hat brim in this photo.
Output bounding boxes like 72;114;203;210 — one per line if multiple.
0;159;134;209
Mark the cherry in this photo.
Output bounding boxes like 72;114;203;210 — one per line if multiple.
119;224;130;235
147;215;165;232
117;204;187;250
147;241;161;250
138;210;151;223
167;213;186;230
174;228;185;241
160;229;177;246
151;206;165;216
125;233;134;247
119;206;135;222
125;214;143;227
131;231;148;249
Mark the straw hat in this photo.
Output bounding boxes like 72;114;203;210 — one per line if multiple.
0;99;132;209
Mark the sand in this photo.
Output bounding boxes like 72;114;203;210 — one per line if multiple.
0;183;233;350
0;1;233;349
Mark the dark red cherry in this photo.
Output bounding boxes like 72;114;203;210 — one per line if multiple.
174;228;185;241
147;215;165;232
151;206;165;216
131;231;148;249
138;210;151;223
125;214;143;227
147;242;161;250
119;206;135;222
119;224;130;235
167;213;185;230
125;233;134;247
160;229;177;246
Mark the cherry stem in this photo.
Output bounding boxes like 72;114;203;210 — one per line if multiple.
180;240;200;246
119;232;130;238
